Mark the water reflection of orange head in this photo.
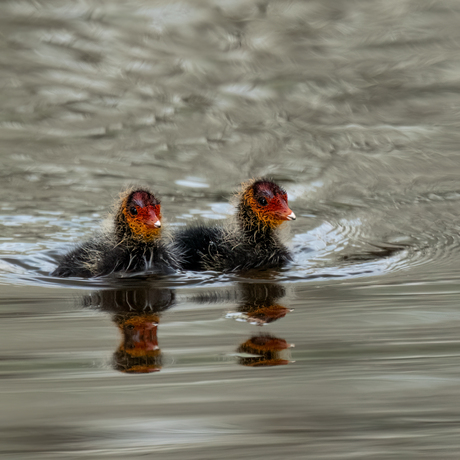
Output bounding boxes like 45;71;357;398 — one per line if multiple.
234;283;292;325
113;313;161;374
82;287;175;374
237;334;294;367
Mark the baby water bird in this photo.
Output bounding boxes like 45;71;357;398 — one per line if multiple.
52;188;181;278
173;179;296;272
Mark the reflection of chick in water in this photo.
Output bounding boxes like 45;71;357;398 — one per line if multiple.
231;283;292;325
238;335;294;367
112;312;161;374
83;287;175;374
234;283;294;366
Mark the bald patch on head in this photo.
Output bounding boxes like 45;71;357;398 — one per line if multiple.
128;191;160;208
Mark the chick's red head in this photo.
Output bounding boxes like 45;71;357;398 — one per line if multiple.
122;190;162;241
243;180;296;228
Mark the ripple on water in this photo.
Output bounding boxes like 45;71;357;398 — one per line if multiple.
3;0;460;457
4;173;460;290
0;211;414;289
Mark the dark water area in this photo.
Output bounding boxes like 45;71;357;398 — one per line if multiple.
2;0;460;458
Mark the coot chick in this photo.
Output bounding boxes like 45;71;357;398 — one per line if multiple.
173;179;296;272
52;188;181;278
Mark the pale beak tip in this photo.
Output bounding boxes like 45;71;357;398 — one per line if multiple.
154;220;162;228
287;212;296;221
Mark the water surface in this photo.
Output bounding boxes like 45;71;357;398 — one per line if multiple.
2;0;460;458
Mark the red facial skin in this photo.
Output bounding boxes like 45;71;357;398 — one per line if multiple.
243;181;296;229
122;191;162;242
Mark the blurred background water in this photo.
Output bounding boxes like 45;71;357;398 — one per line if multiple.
2;0;460;458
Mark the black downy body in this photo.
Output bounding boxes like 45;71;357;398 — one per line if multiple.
173;180;294;272
52;189;181;278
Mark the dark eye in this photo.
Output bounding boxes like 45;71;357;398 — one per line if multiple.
130;206;138;215
257;197;268;206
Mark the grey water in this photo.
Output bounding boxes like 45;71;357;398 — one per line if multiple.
2;0;460;458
